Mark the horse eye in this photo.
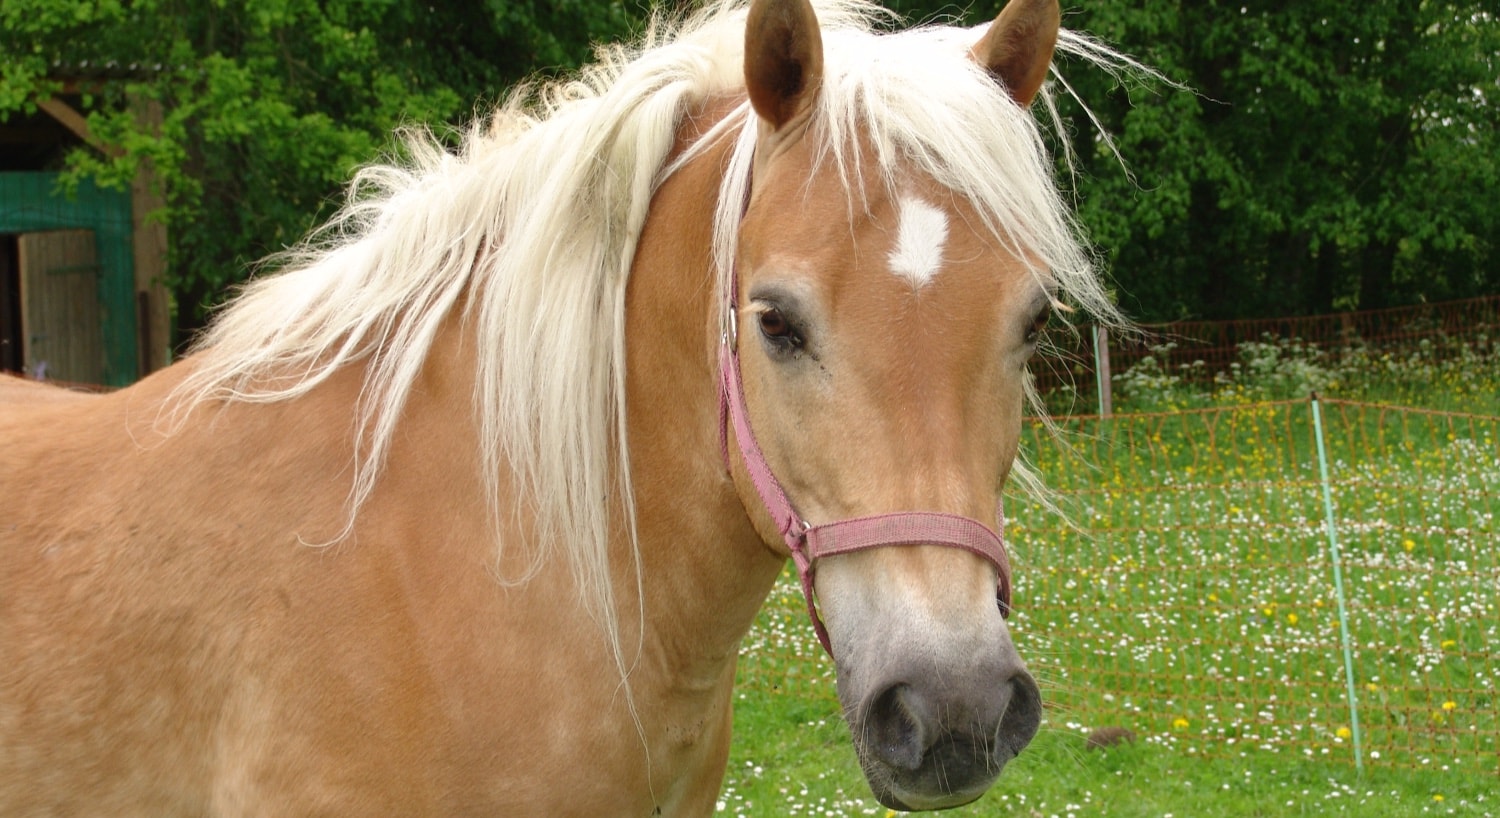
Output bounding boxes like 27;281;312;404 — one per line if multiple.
759;308;794;341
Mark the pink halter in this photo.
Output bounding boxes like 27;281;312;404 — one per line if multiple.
717;289;1014;656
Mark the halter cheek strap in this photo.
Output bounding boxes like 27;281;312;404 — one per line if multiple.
717;333;1014;656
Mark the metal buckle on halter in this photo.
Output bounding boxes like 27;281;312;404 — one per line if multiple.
783;516;812;545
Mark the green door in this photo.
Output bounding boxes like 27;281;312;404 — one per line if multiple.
18;229;105;384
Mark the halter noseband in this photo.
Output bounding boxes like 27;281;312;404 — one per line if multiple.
716;184;1014;656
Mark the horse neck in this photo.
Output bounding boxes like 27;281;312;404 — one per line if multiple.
622;101;785;683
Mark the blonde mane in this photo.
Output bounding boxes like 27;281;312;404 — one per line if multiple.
168;0;1144;659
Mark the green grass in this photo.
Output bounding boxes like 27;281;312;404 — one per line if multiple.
723;697;1497;816
725;394;1499;815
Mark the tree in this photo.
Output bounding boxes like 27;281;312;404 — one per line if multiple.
1048;0;1500;320
0;0;643;341
4;0;1495;336
892;0;1499;321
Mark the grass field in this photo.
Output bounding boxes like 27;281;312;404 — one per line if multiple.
727;556;1498;816
722;680;1497;816
725;348;1500;815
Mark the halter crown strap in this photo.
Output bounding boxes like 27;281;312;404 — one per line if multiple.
718;338;1013;656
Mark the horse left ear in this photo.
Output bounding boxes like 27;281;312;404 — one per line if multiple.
744;0;824;130
970;0;1060;107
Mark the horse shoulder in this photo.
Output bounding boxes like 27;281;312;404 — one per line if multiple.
0;362;396;814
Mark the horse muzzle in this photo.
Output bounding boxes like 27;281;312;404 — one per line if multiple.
840;646;1042;810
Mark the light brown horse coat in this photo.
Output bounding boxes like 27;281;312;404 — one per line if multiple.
0;0;1121;813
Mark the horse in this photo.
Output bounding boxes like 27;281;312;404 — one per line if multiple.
0;0;1129;813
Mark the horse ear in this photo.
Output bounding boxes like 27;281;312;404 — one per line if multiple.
744;0;824;130
970;0;1060;107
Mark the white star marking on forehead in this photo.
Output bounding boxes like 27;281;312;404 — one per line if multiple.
887;196;949;289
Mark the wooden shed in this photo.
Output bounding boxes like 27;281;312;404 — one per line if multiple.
0;90;170;387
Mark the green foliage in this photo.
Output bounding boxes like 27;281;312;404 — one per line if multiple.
3;0;1496;338
1112;335;1340;411
1109;330;1500;415
1052;0;1500;321
898;0;1500;322
0;0;644;338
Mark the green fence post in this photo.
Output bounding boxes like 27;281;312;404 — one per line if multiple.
1310;393;1365;776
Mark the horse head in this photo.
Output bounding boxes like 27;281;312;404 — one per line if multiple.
725;0;1061;808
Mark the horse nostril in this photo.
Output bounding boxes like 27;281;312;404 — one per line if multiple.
865;683;931;772
1000;670;1044;756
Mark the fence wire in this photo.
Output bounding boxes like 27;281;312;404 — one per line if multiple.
735;399;1500;775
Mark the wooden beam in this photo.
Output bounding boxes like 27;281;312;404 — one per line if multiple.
35;97;122;157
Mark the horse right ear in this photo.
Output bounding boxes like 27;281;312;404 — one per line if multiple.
744;0;824;130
